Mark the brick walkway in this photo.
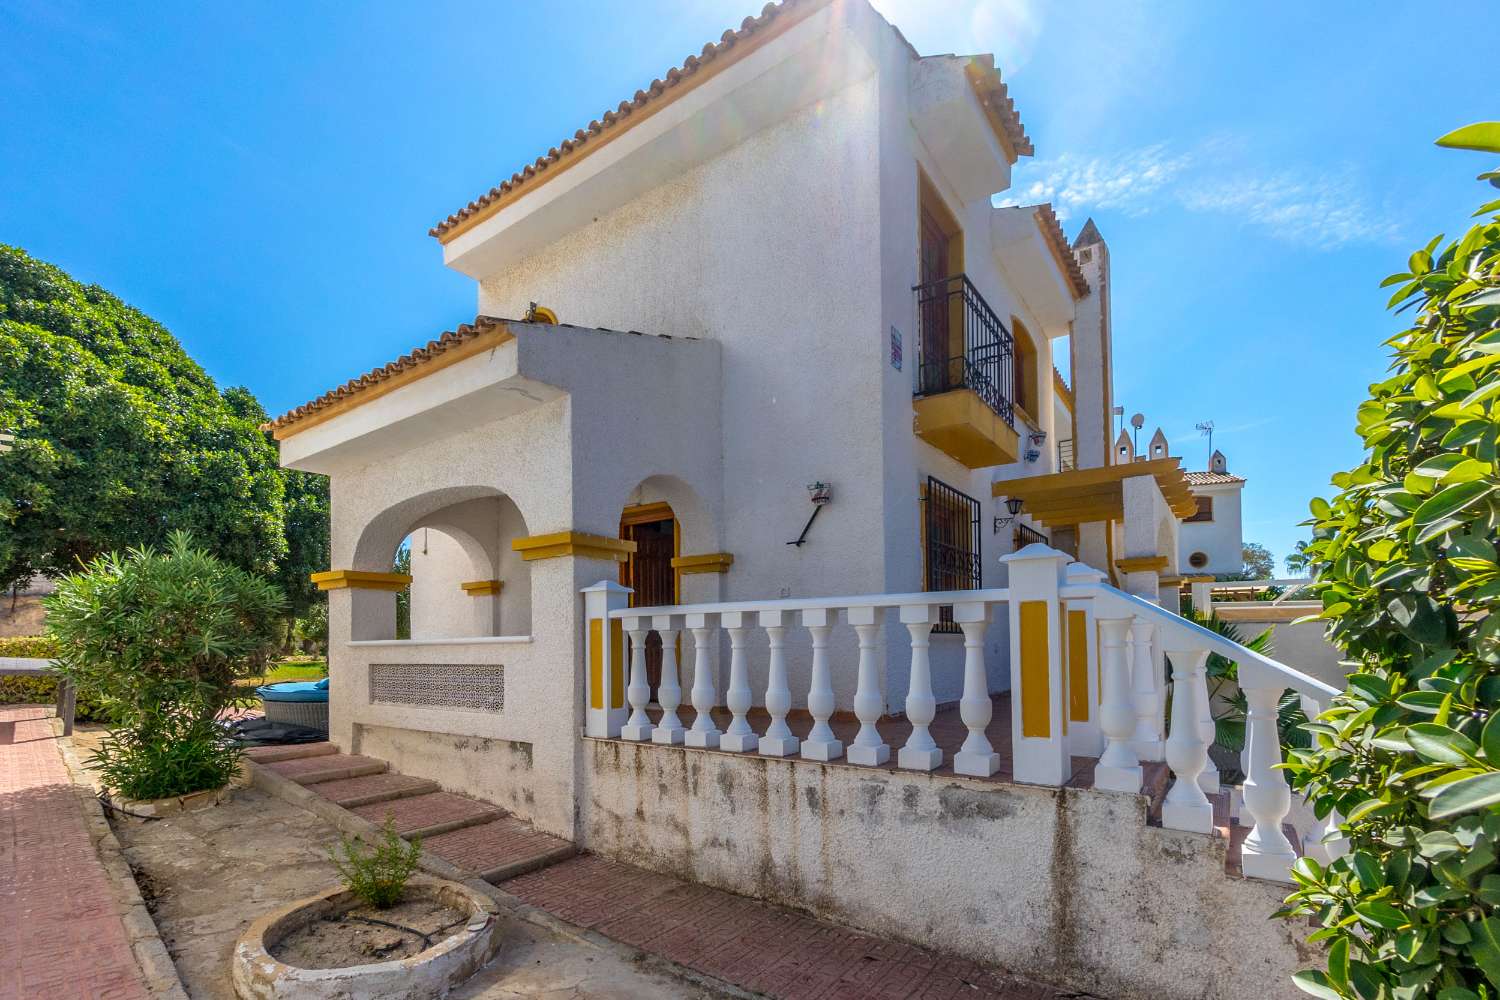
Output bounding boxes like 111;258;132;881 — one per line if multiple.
0;706;150;1000
505;854;1070;1000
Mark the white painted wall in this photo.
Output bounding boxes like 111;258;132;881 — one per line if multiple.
1180;483;1244;577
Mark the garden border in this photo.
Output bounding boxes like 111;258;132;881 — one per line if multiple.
52;718;191;1000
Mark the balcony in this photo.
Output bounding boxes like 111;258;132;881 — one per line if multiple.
910;274;1020;468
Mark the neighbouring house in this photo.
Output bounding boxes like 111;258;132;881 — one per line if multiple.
1179;449;1247;578
266;3;1337;997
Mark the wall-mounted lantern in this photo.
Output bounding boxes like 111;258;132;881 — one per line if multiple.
993;495;1024;533
788;482;832;546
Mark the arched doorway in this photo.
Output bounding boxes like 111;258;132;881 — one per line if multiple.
619;501;679;689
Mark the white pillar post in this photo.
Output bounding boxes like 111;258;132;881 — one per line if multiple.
1162;646;1214;833
582;580;631;738
1093;617;1140;794
620;616;654;741
898;603;942;771
845;605;889;766
1130;618;1164;762
758;610;799;757
953;601;999;777
1189;580;1212;616
800;609;842;761
999;543;1072;786
719;611;757;752
1063;563;1105;756
1239;682;1297;881
651;617;685;745
684;614;720;749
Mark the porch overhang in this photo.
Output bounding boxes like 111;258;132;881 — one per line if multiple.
913;388;1021;468
992;458;1197;527
990;205;1086;331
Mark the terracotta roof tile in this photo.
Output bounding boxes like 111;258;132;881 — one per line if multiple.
1184;471;1245;486
263;315;511;435
960;54;1034;160
1036;203;1089;298
429;0;829;242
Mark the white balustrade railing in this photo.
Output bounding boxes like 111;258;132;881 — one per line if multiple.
579;544;1344;884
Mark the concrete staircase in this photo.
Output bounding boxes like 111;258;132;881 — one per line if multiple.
246;743;576;884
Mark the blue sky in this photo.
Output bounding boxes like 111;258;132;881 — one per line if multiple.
2;0;1496;570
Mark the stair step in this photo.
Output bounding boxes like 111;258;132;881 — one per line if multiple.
265;753;387;785
309;773;440;808
244;742;337;764
351;791;504;839
423;816;576;883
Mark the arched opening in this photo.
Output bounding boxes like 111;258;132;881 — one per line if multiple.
354;488;531;641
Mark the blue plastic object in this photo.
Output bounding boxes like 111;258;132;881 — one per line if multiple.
258;680;329;703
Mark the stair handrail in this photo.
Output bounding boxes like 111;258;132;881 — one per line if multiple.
1061;580;1341;701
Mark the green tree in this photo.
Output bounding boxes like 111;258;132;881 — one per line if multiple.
1242;541;1276;580
1278;124;1500;999
0;245;328;598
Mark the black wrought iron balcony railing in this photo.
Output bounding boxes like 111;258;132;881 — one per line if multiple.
911;274;1016;428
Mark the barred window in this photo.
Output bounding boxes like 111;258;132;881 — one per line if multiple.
922;477;982;632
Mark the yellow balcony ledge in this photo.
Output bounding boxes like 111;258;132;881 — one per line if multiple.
511;531;637;563
460;579;504;596
912;389;1020;469
671;553;735;575
310;570;412;592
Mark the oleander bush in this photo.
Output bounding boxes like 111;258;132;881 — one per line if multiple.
45;531;283;799
1278;124;1500;999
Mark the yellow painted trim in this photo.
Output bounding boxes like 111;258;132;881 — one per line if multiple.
512;531;637;562
1115;556;1169;574
609;619;625;708
434;0;833;246
272;324;515;440
310;570;411;592
1067;609;1089;724
460;579;503;596
1216;604;1319;624
588;618;605;710
1019;600;1050;739
913;389;1021;468
527;305;558;325
671;553;734;575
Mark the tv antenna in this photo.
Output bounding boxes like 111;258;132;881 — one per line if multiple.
1195;420;1215;460
1129;412;1145;455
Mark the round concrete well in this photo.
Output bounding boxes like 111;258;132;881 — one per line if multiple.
231;879;499;1000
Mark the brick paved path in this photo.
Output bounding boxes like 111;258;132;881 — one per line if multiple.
505;854;1069;1000
0;706;150;1000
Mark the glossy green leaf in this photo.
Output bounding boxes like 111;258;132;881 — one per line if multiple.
1430;772;1500;819
1437;122;1500;153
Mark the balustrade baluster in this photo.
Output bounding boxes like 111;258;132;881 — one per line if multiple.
1239;682;1296;881
1162;646;1214;833
1130;619;1163;762
846;606;889;766
898;604;942;771
684;614;720;749
953;602;999;777
621;618;654;741
719;611;758;752
651;617;684;745
758;610;799;756
800;609;842;761
1094;617;1140;793
1196;653;1221;794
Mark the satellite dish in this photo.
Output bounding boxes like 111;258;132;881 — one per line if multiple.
1130;413;1145;430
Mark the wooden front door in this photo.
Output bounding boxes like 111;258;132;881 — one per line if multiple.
620;504;678;691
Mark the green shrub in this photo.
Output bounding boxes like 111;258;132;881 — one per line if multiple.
45;531;284;798
1278;125;1500;999
0;635;57;658
329;818;423;909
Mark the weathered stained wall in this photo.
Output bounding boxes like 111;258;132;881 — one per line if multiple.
579;740;1314;1000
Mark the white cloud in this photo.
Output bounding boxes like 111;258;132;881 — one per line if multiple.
999;140;1399;249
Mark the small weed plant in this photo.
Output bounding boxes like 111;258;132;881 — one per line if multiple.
329;818;423;909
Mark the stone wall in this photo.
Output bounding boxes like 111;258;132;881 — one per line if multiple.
578;739;1315;1000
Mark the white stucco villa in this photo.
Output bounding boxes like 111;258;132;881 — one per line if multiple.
267;3;1340;997
1180;449;1248;578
